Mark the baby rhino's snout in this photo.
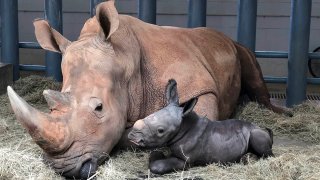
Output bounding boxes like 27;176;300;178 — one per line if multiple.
128;119;147;146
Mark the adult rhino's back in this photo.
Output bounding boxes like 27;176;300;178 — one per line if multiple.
122;15;241;119
178;27;242;118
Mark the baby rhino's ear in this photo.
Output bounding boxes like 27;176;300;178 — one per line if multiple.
182;97;198;117
166;79;179;105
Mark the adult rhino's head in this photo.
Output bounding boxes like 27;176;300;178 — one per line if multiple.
7;1;139;179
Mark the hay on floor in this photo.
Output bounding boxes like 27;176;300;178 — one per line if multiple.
0;75;319;180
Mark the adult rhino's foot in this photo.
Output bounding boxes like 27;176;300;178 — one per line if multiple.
269;104;293;117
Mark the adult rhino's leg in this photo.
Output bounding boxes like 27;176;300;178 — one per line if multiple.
236;43;292;116
192;93;219;120
248;128;274;158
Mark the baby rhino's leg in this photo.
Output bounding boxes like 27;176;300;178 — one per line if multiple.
248;128;274;158
149;155;186;175
149;151;166;163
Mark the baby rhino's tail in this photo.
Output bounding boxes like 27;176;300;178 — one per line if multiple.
265;127;273;144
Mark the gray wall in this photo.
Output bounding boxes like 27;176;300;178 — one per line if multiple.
2;0;320;77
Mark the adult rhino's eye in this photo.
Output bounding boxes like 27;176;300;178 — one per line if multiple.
95;103;103;111
89;97;105;118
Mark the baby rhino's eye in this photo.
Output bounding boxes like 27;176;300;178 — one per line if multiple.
157;128;164;134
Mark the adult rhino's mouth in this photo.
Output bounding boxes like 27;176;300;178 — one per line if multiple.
79;159;97;179
45;146;107;179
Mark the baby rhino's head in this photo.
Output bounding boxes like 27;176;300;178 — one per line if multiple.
128;79;197;148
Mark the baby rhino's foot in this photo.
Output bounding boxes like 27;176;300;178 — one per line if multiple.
149;156;186;175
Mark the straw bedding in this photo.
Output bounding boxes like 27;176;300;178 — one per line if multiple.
0;75;319;180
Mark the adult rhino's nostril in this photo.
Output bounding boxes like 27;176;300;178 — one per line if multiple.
79;160;97;180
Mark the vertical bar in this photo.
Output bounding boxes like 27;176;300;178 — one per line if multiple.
237;0;257;52
286;0;312;107
188;0;207;28
1;0;19;81
45;0;63;82
138;0;156;24
90;0;104;17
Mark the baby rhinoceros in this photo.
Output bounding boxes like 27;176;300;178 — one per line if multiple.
128;79;274;175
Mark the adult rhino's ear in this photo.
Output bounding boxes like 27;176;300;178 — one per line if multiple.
166;79;179;105
33;19;71;54
182;97;198;117
96;0;119;40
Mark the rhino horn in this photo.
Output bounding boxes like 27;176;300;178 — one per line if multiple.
43;89;71;112
7;86;69;153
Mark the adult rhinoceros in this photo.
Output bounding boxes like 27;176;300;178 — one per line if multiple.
7;0;287;179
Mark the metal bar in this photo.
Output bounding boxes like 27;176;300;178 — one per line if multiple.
6;42;320;60
90;0;104;17
1;0;19;81
264;76;287;84
0;42;42;49
255;51;288;58
188;0;207;28
286;0;311;107
256;51;320;59
237;0;257;52
19;42;42;49
138;0;156;24
264;76;320;85
19;65;46;71
308;52;320;59
45;0;63;81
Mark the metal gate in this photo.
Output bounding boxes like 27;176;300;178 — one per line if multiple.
0;0;319;107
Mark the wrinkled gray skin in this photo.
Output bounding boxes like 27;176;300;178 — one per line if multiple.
128;79;274;174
